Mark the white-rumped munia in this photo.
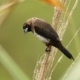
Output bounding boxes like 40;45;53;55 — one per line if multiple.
23;17;74;60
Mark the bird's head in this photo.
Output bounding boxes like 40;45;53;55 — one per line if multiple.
23;17;37;33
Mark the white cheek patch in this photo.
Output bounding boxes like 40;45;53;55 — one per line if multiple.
34;30;50;43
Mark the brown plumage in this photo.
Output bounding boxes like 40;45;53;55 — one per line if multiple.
23;17;74;60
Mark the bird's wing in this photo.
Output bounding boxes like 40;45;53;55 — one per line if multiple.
33;19;60;42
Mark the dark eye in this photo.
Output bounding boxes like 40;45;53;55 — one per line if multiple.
23;23;27;29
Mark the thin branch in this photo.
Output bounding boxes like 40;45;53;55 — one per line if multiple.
33;0;79;80
49;27;80;77
62;53;80;80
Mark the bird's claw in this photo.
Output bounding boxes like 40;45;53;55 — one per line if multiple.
45;48;51;53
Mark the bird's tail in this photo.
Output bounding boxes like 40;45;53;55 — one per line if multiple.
58;45;74;60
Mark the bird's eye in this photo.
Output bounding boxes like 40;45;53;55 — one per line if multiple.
23;23;27;29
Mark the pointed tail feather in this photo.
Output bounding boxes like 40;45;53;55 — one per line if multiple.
52;41;74;60
58;46;74;60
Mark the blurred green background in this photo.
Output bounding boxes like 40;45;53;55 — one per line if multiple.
0;0;80;80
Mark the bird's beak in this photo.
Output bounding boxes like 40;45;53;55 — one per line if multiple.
23;28;28;34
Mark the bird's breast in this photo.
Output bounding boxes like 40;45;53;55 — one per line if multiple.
33;30;50;44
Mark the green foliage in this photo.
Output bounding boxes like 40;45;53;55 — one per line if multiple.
0;0;80;80
0;45;30;80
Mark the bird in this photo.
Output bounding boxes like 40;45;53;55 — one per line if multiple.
23;17;74;60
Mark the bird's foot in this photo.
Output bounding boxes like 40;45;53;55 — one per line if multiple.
45;47;51;53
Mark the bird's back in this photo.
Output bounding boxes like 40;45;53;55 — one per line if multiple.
32;18;60;42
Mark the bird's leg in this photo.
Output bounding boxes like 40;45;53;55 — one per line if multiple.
45;45;51;52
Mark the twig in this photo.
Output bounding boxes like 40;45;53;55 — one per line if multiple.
62;53;80;80
33;0;79;80
49;27;80;78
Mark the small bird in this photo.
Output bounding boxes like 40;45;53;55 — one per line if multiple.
23;17;74;60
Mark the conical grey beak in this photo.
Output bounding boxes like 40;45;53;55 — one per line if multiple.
23;28;28;33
